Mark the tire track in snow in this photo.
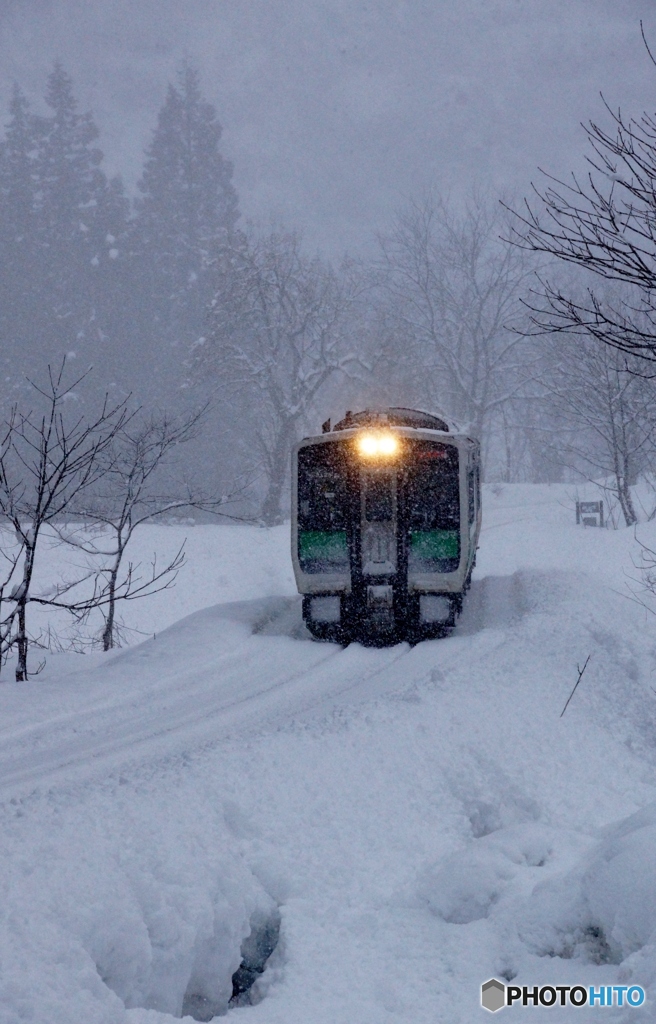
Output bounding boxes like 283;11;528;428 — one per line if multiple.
0;606;411;800
0;570;548;801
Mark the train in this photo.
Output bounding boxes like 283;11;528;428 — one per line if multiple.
291;407;481;644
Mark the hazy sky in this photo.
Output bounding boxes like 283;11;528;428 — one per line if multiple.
1;0;654;253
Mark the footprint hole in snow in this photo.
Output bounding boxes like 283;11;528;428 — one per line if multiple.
581;924;617;965
180;908;282;1020
229;908;282;1008
538;923;618;966
466;795;542;839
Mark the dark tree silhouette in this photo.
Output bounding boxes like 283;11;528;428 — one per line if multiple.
130;62;239;400
0;67;130;397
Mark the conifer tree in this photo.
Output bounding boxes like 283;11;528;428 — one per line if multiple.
35;63;127;372
0;66;130;396
0;85;47;393
130;62;238;398
0;85;39;252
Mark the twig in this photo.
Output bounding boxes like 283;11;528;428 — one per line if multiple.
640;21;656;71
560;655;592;717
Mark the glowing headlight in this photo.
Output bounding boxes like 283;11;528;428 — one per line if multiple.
378;433;398;455
356;431;399;457
358;433;380;456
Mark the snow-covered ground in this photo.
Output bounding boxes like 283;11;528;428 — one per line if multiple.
2;484;656;1023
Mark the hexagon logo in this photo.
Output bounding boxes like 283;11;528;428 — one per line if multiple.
481;978;506;1012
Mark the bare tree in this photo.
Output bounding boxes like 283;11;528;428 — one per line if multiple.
535;328;656;524
58;409;241;650
0;540;25;669
196;229;364;524
376;192;534;460
496;400;534;483
508;29;656;362
0;365;128;679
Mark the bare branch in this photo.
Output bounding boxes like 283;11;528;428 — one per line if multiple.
560;655;592;717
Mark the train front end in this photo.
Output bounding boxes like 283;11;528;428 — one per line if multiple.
291;408;481;644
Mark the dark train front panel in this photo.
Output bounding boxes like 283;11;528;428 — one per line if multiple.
291;408;481;643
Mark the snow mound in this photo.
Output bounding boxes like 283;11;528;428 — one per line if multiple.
419;824;559;924
421;806;656;991
522;803;656;973
0;779;280;1024
584;805;656;958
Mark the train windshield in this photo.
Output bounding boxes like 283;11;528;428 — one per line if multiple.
405;442;460;572
297;443;350;573
362;471;394;522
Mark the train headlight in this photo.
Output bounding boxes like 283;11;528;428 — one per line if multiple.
378;433;398;455
356;431;399;457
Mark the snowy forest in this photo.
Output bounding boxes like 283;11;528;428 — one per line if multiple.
4;59;656;534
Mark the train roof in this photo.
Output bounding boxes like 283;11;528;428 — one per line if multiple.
331;408;449;432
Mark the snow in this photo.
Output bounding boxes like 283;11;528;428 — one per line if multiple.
2;485;656;1023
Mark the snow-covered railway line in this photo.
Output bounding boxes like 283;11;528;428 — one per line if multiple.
0;568;553;803
0;598;417;802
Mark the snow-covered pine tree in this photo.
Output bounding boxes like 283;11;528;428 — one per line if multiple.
0;85;48;397
34;63;129;380
0;65;130;399
130;61;238;402
85;172;134;401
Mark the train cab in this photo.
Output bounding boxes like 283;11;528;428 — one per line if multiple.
291;408;481;644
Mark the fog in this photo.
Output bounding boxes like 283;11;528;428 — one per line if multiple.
2;0;656;518
2;0;654;253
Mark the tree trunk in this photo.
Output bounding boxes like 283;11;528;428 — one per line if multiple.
101;565;119;651
15;600;27;681
15;542;35;681
614;446;638;527
617;474;638;526
260;425;293;526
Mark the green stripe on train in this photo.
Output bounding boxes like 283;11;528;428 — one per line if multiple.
410;530;459;560
299;530;349;564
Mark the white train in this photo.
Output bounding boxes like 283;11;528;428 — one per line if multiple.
291;408;481;643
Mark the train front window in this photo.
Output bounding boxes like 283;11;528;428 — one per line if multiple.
362;471;394;522
405;443;460;572
297;443;350;572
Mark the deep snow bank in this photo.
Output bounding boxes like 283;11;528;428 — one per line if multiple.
2;486;656;1023
521;802;656;978
0;768;280;1023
